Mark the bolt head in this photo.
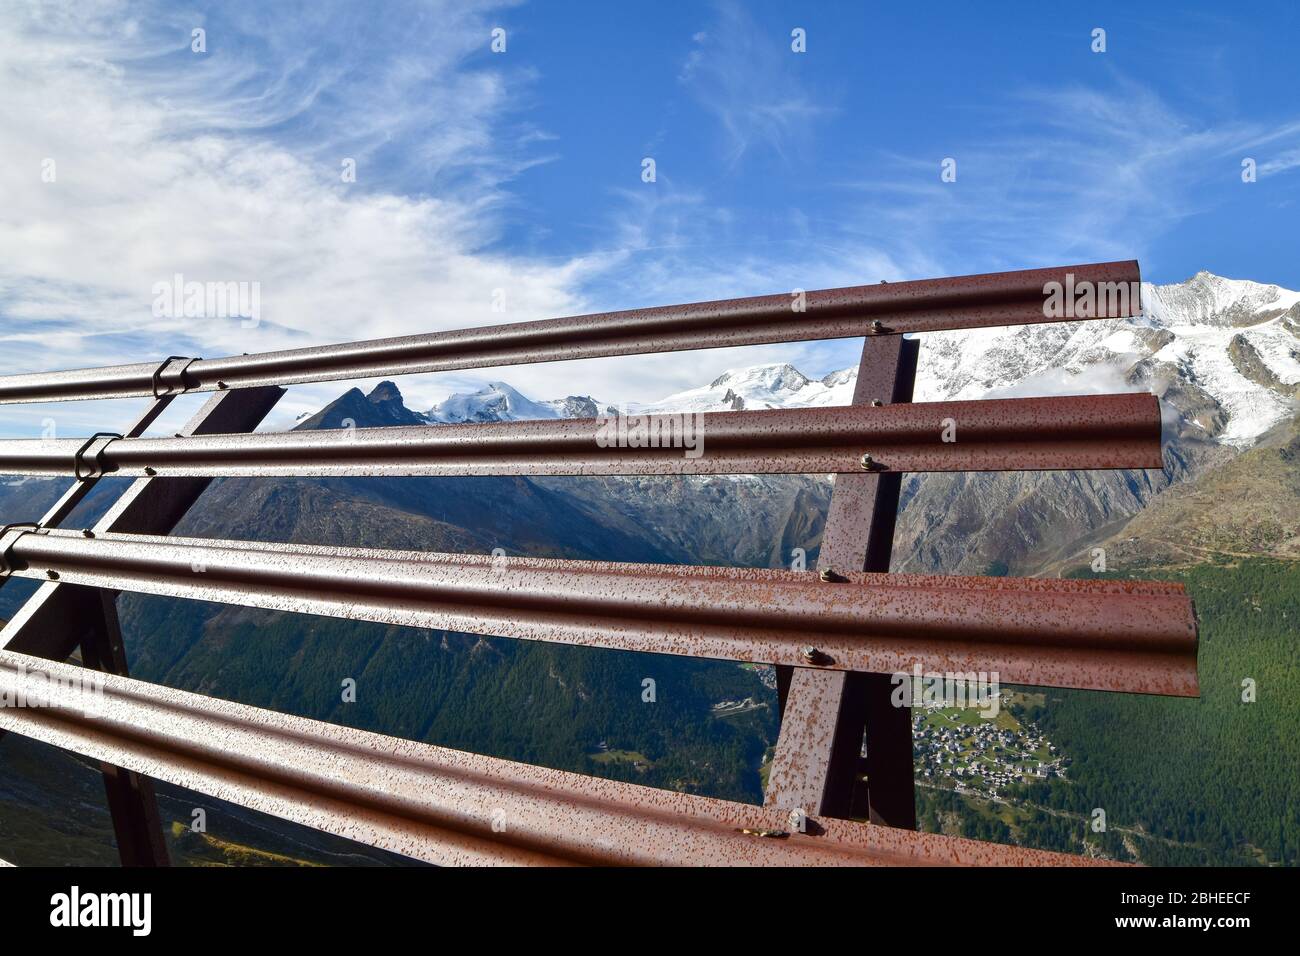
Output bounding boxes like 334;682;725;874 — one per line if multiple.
860;453;875;469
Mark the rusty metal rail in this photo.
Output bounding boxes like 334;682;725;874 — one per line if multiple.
0;528;1197;696
0;393;1161;478
0;261;1139;405
0;258;1190;868
0;651;1107;866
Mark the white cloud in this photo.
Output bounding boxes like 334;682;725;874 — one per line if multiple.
1259;148;1300;177
677;0;833;166
0;0;596;434
838;78;1300;271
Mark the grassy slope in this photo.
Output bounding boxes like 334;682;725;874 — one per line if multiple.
1053;417;1300;572
919;419;1300;865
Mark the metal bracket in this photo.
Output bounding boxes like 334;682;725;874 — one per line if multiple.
151;355;199;399
72;432;124;481
0;522;43;576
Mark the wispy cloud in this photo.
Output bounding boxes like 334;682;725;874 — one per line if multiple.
1259;148;1300;176
1;0;857;432
837;75;1300;271
677;0;833;167
0;0;598;433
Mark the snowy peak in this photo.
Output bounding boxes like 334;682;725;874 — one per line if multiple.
907;271;1300;447
545;395;609;419
709;363;810;393
819;368;857;388
1145;272;1300;329
428;382;551;423
428;382;607;424
636;363;849;414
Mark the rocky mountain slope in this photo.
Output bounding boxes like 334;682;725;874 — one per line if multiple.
1056;415;1300;574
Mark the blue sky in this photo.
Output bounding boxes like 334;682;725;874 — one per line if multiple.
1;0;1298;435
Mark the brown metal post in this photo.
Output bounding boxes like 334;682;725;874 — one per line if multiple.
78;590;171;865
765;334;919;826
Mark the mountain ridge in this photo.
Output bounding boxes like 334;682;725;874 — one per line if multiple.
328;272;1299;456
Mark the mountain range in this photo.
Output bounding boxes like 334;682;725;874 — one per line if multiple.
348;271;1298;439
288;270;1298;576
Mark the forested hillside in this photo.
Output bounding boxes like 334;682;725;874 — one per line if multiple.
918;557;1299;865
121;595;777;803
1041;558;1298;864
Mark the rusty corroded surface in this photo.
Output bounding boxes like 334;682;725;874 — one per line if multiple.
0;651;1116;866
0;261;1139;405
767;334;920;823
1;529;1198;696
0;392;1162;477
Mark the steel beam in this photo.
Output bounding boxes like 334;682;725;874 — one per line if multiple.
0;650;1115;867
0;386;283;660
0;392;1163;478
79;590;171;866
0;528;1198;696
0;261;1140;405
0;387;281;866
35;396;175;530
766;334;919;824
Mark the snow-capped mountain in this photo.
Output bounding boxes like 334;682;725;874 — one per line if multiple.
627;364;855;414
404;271;1298;454
606;272;1299;451
910;273;1300;448
426;381;609;424
284;270;1296;578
